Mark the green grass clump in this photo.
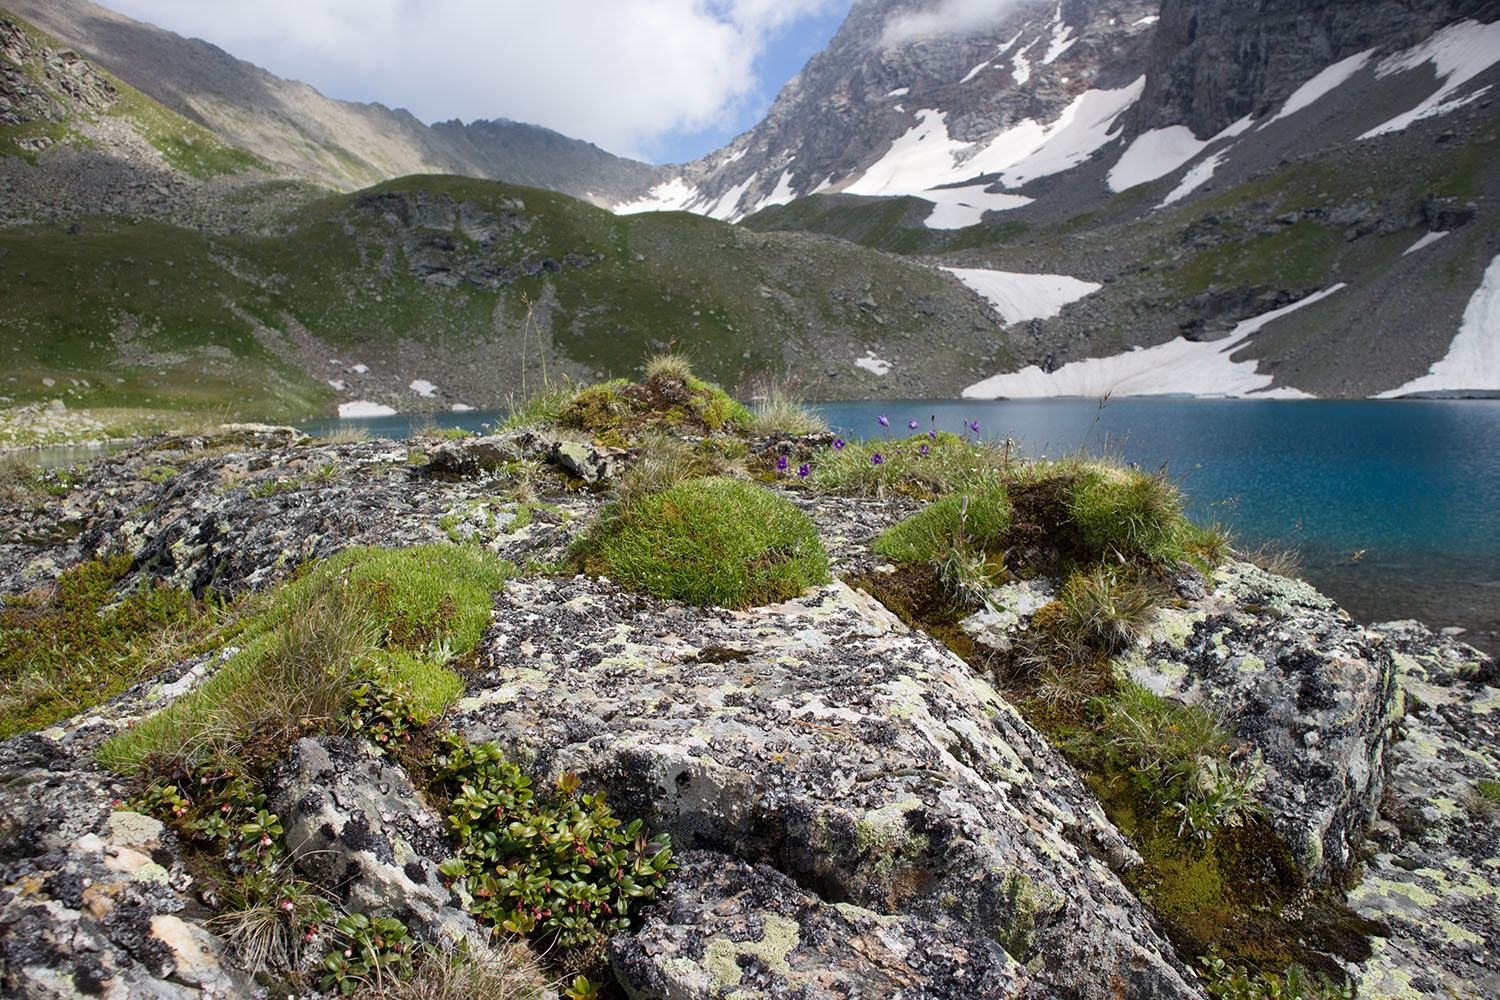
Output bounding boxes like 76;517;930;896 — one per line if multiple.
0;555;217;741
1065;463;1189;563
99;545;509;771
643;352;695;382
578;476;829;609
810;432;1015;498
744;382;829;437
875;482;1012;565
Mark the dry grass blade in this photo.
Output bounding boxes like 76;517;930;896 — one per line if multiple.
359;938;553;1000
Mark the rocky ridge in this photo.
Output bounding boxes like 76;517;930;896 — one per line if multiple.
0;428;1495;998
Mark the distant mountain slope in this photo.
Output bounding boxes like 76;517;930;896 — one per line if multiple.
3;0;662;201
615;0;1161;222
0;174;1010;420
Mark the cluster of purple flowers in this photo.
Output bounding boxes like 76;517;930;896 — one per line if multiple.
774;413;985;476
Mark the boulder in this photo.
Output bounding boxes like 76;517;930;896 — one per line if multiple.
1348;622;1499;999
1114;562;1401;879
454;577;1204;1000
267;737;483;950
0;737;254;999
610;850;1041;999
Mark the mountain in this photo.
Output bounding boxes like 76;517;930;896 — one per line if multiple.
3;0;1499;418
1;0;662;202
643;0;1500;399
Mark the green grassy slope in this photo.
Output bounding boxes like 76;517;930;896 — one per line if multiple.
1;175;1004;424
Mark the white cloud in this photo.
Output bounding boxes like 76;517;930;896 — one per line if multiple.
106;0;843;160
883;0;1026;47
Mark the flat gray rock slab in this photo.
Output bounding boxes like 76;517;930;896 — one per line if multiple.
454;577;1202;1000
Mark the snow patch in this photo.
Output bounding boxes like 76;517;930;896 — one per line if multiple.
1377;252;1500;395
942;267;1101;324
1011;43;1034;86
1108;126;1208;191
924;185;1034;228
450;403;475;412
1133;15;1159;26
1402;231;1449;256
409;379;438;398
1160;150;1227;206
962;286;1344;398
327;379;346;391
1042;3;1077;64
752;169;799;213
339;400;396;418
614;177;701;215
887;87;910;97
848;79;1142;206
706;173;757;221
350;364;369;374
854;351;892;376
960;60;991;84
1361;19;1500;139
1265;48;1376;125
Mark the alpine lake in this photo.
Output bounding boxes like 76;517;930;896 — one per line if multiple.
296;397;1500;658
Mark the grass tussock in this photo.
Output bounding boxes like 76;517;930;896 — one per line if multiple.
1242;540;1304;579
576;476;829;609
0;451;39;502
810;432;1016;498
744;380;828;437
356;939;552;1000
642;352;696;383
99;545;508;772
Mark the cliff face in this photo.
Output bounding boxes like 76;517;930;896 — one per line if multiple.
1129;0;1500;138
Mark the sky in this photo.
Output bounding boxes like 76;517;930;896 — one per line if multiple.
104;0;857;165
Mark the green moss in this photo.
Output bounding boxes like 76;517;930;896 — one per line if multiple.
875;483;1012;564
577;476;829;609
98;544;510;771
0;555;215;740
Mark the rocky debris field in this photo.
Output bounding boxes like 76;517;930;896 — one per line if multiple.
0;425;1495;1000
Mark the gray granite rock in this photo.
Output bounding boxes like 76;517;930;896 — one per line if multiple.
1113;562;1401;880
1348;622;1499;999
454;576;1202;1000
268;736;484;951
610;849;1044;1000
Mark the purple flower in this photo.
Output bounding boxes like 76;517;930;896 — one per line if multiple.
833;438;846;451
871;453;883;465
919;443;930;456
968;420;980;433
877;414;889;427
776;456;788;470
798;464;810;478
928;430;938;440
908;420;919;430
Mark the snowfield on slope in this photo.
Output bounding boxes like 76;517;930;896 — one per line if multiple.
1378;253;1500;396
942;267;1101;324
962;286;1347;398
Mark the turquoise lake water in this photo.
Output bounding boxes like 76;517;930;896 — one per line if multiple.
308;398;1499;655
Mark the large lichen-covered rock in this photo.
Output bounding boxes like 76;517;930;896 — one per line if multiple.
610;850;1041;999
1114;561;1400;879
454;577;1202;1000
0;434;592;597
0;735;254;999
1349;622;1499;999
267;736;484;950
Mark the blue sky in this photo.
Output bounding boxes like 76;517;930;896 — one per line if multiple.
105;0;858;165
